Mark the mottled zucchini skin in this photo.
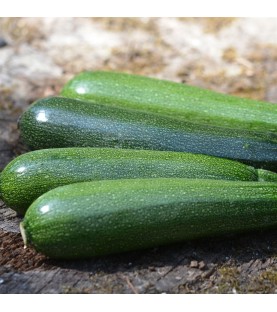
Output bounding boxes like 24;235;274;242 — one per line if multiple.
21;178;277;259
18;97;277;171
1;147;265;215
60;71;277;134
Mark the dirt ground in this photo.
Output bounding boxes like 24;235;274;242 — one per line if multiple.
1;17;277;293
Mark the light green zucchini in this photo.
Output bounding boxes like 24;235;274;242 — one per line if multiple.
60;71;277;133
3;147;276;215
20;178;277;259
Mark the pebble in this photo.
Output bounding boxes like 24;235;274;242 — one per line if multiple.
199;261;206;270
190;260;198;268
190;260;206;270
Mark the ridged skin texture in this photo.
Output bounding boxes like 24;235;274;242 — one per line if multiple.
21;178;277;259
60;71;277;134
18;97;277;171
1;147;267;215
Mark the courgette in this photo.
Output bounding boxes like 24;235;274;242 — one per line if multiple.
20;178;277;259
60;71;277;134
18;97;277;171
2;147;276;215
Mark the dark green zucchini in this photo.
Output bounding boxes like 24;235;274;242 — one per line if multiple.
60;71;277;134
20;178;277;259
18;97;277;171
2;147;276;215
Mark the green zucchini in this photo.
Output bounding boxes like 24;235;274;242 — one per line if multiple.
2;147;276;215
20;178;277;259
18;97;277;171
255;169;277;182
60;71;277;134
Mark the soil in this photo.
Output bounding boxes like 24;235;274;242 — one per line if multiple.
0;17;277;294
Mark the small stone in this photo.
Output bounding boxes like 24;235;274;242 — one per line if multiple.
199;261;206;270
190;260;198;268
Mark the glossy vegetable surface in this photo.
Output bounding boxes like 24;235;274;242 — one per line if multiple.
61;71;277;133
21;178;277;259
3;147;276;215
18;97;277;171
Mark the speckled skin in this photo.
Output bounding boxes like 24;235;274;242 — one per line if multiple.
18;97;277;171
2;147;271;215
21;178;277;259
60;71;277;133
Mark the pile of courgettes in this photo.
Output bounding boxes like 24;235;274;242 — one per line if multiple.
1;71;277;259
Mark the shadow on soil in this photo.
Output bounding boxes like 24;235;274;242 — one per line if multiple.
44;228;277;274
